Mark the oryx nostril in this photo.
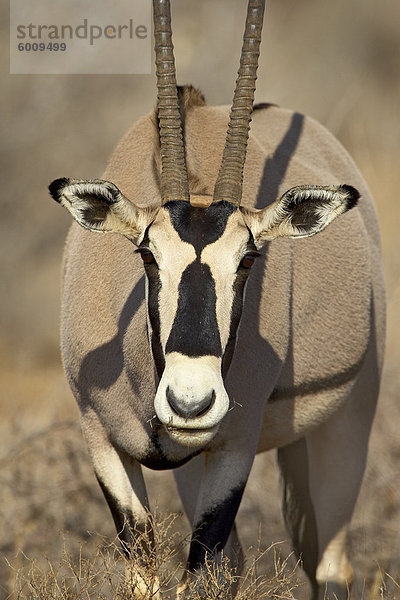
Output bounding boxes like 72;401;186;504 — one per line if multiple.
166;387;215;420
196;389;215;417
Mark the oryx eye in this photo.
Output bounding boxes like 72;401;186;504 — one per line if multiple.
137;249;156;265
239;254;257;269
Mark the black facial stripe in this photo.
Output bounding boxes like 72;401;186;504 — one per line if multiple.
140;228;165;377
166;258;222;357
165;200;237;257
222;269;250;378
143;268;164;378
222;229;258;377
163;201;239;358
150;332;164;379
145;201;249;361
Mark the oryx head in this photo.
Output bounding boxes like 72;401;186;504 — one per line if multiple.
49;0;359;448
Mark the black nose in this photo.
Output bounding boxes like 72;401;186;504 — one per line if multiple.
166;387;215;420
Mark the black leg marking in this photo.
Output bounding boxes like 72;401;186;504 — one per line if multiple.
187;485;245;571
96;476;153;557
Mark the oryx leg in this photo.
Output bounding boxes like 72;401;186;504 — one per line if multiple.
174;454;245;580
278;380;377;600
174;449;253;599
81;413;161;599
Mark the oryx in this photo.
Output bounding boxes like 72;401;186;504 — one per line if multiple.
48;0;385;598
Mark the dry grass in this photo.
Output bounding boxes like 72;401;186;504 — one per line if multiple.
0;404;399;599
6;522;303;600
6;524;400;600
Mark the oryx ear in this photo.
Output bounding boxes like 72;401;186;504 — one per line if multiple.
48;178;158;245
242;184;359;248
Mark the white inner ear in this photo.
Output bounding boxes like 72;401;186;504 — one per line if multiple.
278;186;353;239
58;181;120;231
58;180;158;244
244;185;354;247
65;181;117;204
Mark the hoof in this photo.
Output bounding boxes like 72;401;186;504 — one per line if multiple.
125;563;162;599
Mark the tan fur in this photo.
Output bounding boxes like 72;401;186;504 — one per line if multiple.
189;194;213;208
60;87;385;599
178;85;206;112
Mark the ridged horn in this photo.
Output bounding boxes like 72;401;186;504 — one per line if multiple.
153;0;189;204
213;0;266;206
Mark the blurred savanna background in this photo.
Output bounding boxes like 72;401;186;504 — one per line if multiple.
1;0;400;597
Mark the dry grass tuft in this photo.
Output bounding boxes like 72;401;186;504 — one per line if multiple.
11;538;129;599
8;525;303;600
9;526;399;600
180;544;301;600
0;403;400;599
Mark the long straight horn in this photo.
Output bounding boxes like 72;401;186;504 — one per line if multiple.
213;0;265;206
153;0;189;204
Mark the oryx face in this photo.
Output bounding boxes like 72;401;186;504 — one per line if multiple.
139;200;258;446
49;176;358;446
49;0;359;448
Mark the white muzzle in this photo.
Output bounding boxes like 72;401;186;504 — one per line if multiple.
154;353;229;446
